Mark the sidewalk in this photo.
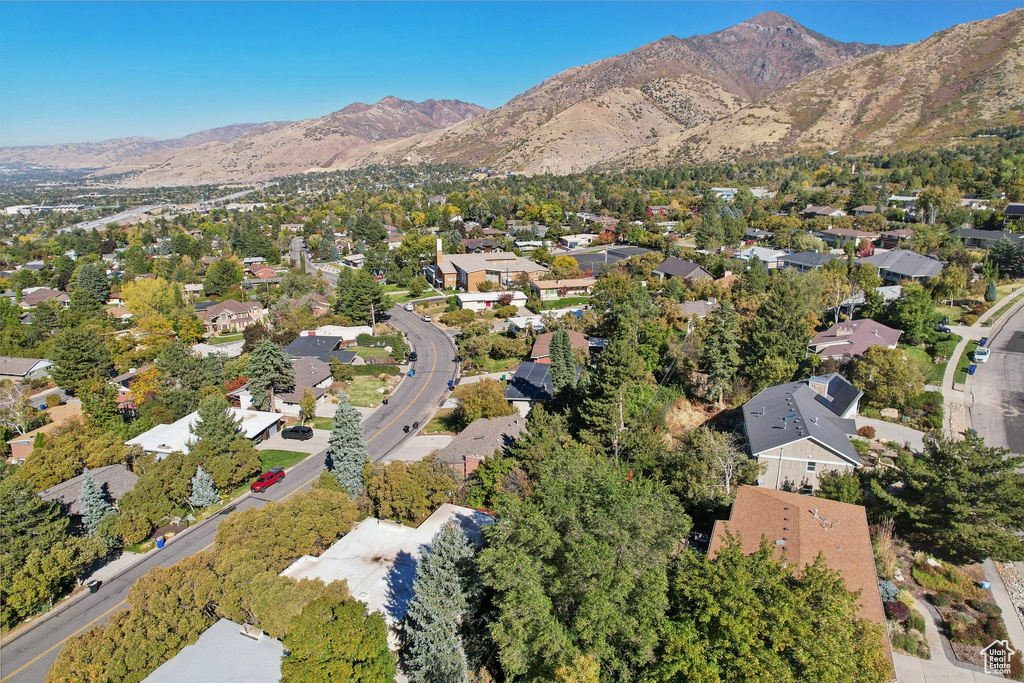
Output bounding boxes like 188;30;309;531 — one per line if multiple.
984;560;1024;648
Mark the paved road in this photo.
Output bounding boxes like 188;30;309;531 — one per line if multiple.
0;306;456;683
968;304;1024;455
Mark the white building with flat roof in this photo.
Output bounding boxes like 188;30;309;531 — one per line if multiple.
455;291;527;312
126;408;283;459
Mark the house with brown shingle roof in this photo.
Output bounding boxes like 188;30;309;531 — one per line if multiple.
809;319;902;360
197;299;268;336
19;287;70;310
708;486;891;665
6;402;83;464
528;278;596;302
39;463;138;518
436;415;527;478
530;330;589;363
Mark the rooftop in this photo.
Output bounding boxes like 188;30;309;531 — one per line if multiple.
285;335;342;360
277;356;331;403
125;408;282;456
435;415;526;471
530;277;597;289
809;319;902;359
504;361;555;402
778;251;836;269
39;464;138;516
530;330;589;361
142;619;283;683
439;251;549;275
281;504;493;630
652;257;713;279
0;355;51;377
856;250;945;279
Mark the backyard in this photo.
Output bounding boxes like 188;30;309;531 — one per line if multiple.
541;296;591;310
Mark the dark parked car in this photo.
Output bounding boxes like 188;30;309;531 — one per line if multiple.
281;425;313;440
250;467;285;492
409;350;418;362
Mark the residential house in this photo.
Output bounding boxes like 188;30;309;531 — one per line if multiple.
675;299;720;332
191;341;244;358
651;257;714;282
708;487;891;666
0;356;53;381
126;409;284;459
817;228;875;250
429;240;549;292
742;373;863;491
852;205;877;217
809;319;902;360
455;291;527;312
777;251;835;272
529;277;596;301
507;307;583;333
529;330;589;363
888;195;918;211
197;300;269;336
296;325;373;343
341;253;365;268
7;402;82;464
646;205;671;217
21;260;45;271
281;504;493;648
285;335;343;361
110;365;153;405
19;287;70;310
558;234;597;249
182;283;204;300
246;266;277;279
39;464;138;520
310;294;331;318
435;415;527;479
142;619;284;683
736;246;787;268
241;257;267;267
878;228;913;249
711;187;737;200
106;306;132;322
955;228;1024;249
273;357;333;416
744;227;774;242
462;238;502;253
856;250;945;284
1004;202;1024;225
504;361;580;415
802;205;847;219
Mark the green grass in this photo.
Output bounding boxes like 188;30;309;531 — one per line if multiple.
209;333;244;343
541;296;591;310
311;416;333;430
353;346;392;358
259;449;308;470
954;340;980;384
380;283;406;293
933;305;965;324
982;294;1021;327
464;356;521;375
424;408;457;434
901;346;947;385
344;376;387;407
995;278;1024;301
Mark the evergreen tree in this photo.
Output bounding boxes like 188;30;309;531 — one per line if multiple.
985;280;998;302
80;468;112;536
699;301;741;406
246;340;295;412
403;521;479;683
190;394;242;451
335;268;389;325
549;330;576;398
326;396;370;497
577;336;649;451
695;189;725;250
745;275;809;389
49;327;113;395
203;259;243;297
71;262;110;312
188;466;220;508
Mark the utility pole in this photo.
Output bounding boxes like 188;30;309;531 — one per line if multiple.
370;300;376;329
613;396;625;464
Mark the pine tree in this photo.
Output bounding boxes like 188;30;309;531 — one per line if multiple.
699;302;741;406
985;280;998;302
326;396;370;497
188;466;220;508
80;468;112;535
49;327;113;395
577;336;649;451
745;275;809;388
190;394;242;451
549;330;576;397
71;262;110;312
247;340;295;412
403;521;478;683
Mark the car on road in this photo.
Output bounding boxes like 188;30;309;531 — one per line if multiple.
409;350;418;361
421;314;432;322
404;303;415;311
250;467;285;492
974;347;991;363
281;425;313;440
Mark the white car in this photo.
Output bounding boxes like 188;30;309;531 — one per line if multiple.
420;314;432;322
974;347;990;363
404;303;414;311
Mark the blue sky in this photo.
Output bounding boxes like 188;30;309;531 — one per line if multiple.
1;1;1018;147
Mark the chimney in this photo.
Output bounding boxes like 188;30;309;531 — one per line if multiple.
436;238;443;266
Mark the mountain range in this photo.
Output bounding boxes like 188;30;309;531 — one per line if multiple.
2;9;1022;185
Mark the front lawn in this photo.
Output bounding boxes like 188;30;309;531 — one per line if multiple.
353;346;392;359
901;346;947;385
933;305;965;324
311;416;333;430
541;296;591;310
209;333;244;344
954;340;980;384
424;408;458;434
259;449;308;470
343;376;388;407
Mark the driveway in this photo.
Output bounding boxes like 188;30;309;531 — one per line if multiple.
255;428;331;455
855;417;927;453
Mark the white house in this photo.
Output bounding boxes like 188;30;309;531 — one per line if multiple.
125;409;283;459
299;325;373;341
557;234;597;249
455;291;527;312
736;246;787;268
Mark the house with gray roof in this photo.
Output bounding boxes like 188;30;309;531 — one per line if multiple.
0;355;52;381
142;619;283;683
436;414;527;478
778;251;836;272
955;228;1024;249
742;373;863;492
504;361;579;415
39;464;138;518
855;250;945;285
284;335;343;361
651;257;713;282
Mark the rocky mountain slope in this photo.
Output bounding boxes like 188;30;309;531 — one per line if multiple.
617;8;1024;167
337;12;884;174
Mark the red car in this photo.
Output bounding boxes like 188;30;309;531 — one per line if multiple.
250;467;285;492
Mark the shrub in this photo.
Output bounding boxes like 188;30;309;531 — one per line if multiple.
440;309;476;327
967;598;1002;618
45;393;61;409
878;580;899;603
948;618;987;646
961;313;979;326
931;592;953;607
984;615;1008;640
445;296;458;313
493;305;518;319
897;589;916;607
932;340;958;359
857;425;876;439
890;632;912;653
906;612;926;633
912;561;984;600
885;601;910;622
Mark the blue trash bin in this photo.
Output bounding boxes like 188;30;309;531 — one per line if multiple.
155;536;165;549
968;365;977;376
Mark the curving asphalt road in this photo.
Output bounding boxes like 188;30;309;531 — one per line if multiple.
968;303;1024;456
0;306;457;683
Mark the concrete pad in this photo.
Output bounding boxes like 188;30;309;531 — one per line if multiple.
383;435;453;463
855;417;926;453
255;428;330;455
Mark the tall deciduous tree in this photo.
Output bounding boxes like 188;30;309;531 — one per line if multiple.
188;466;220;508
887;282;935;345
203;259;242;297
403;521;480;683
190;394;242;451
452;379;515;431
851;346;925;409
49;327;113;394
871;432;1024;562
699;302;740;406
80;467;113;536
326;396;370;497
299;387;316;424
246;340;294;412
